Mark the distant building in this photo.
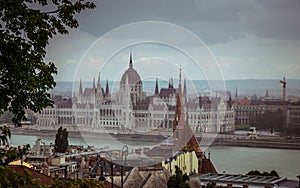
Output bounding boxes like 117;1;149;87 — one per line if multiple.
233;99;285;125
287;101;300;128
35;53;235;134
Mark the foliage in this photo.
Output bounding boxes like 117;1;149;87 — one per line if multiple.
0;111;13;124
0;165;105;188
52;179;105;188
205;182;216;188
235;124;250;131
0;165;37;188
0;0;95;126
0;125;30;165
167;166;190;188
54;126;68;153
247;170;279;177
253;110;284;131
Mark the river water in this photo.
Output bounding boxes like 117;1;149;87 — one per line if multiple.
10;134;300;180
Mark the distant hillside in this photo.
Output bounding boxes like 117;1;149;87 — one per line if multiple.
52;79;300;98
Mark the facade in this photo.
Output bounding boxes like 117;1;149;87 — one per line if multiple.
233;99;284;125
287;101;300;128
36;53;235;134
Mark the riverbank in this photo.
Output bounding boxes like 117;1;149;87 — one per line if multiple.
10;128;300;150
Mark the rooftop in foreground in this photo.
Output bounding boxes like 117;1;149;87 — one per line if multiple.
196;173;298;188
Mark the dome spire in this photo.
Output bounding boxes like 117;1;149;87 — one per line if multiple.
129;49;133;68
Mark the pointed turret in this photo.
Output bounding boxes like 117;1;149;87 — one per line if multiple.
183;78;187;103
154;78;159;96
79;79;83;94
199;95;202;108
105;79;111;101
228;93;232;109
178;66;182;94
96;72;103;106
93;77;96;92
97;72;102;91
105;79;110;96
235;87;238;98
173;67;185;140
265;89;270;98
129;51;133;68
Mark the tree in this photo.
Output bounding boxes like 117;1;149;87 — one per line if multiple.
247;170;279;177
205;182;216;188
167;166;190;188
54;126;68;153
53;179;105;188
253;110;284;131
0;125;30;165
0;0;95;126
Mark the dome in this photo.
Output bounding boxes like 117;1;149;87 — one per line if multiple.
120;67;141;85
120;53;142;86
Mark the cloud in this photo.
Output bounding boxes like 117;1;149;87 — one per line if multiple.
46;0;300;80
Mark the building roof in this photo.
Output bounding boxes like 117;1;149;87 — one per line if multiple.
233;99;252;105
83;88;95;97
8;165;55;186
197;173;297;187
200;159;217;174
120;55;141;86
8;160;33;168
159;88;177;98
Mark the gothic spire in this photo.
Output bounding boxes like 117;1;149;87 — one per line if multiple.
178;66;182;94
97;72;101;89
199;94;202;108
79;79;83;94
93;77;95;90
183;78;187;96
129;50;133;68
105;79;110;96
265;89;269;98
229;93;232;109
154;78;159;96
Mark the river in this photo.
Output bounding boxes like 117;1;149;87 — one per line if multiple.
9;134;300;180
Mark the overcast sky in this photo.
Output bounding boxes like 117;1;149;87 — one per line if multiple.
45;0;300;82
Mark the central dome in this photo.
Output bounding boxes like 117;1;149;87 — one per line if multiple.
120;53;141;86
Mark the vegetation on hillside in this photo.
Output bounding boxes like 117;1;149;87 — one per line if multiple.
167;166;190;188
54;126;69;154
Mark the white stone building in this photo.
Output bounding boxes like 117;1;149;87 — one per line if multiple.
36;54;235;134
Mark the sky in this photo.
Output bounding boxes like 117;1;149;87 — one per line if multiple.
45;0;300;82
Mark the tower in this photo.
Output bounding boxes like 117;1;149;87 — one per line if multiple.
265;89;270;98
280;77;287;113
78;79;83;103
280;77;287;127
228;93;232;109
105;79;111;101
172;67;217;174
96;72;103;106
154;78;159;97
93;77;96;91
183;78;187;103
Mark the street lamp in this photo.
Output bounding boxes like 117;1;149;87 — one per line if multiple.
90;151;114;188
121;145;128;188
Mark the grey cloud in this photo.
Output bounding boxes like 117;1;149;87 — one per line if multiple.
76;0;300;44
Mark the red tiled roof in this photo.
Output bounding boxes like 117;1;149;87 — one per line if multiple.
8;165;55;186
233;99;251;105
200;158;217;174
